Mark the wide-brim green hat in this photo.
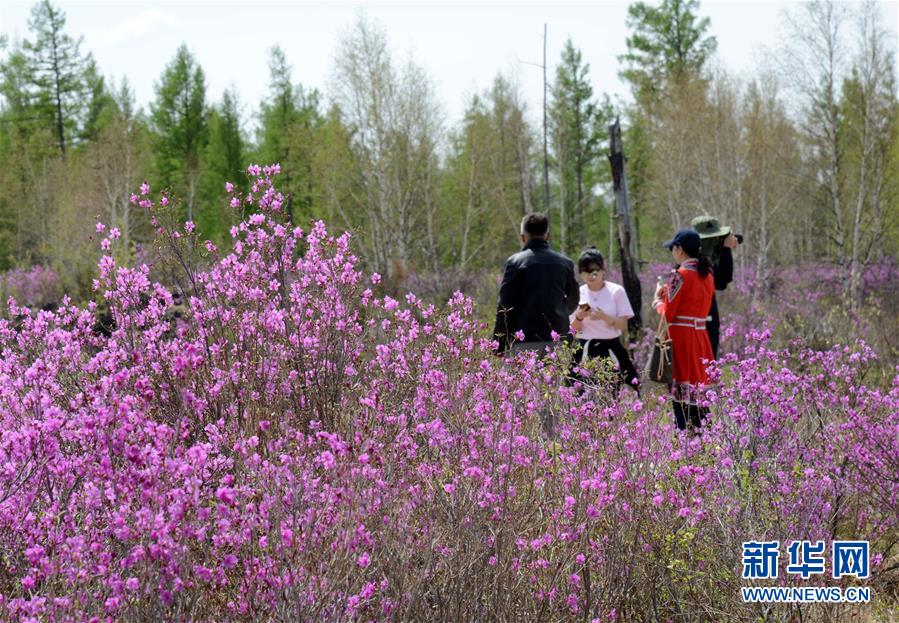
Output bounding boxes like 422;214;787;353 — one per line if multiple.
691;215;731;238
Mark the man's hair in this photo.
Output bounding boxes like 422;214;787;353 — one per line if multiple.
577;247;605;273
520;213;550;238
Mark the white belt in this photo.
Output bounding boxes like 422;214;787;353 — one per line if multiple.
671;315;707;330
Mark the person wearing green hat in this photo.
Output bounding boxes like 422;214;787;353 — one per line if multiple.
691;215;739;358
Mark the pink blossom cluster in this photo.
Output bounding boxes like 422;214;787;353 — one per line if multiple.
0;166;895;621
1;265;60;310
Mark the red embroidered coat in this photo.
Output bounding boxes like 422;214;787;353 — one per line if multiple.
657;259;715;387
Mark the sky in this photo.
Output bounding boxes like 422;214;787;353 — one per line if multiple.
1;0;897;133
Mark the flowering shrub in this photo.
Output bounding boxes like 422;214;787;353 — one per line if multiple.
0;166;896;621
717;260;899;372
606;259;898;378
1;265;60;310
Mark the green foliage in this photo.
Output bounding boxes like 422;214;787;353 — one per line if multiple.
311;104;360;233
619;0;717;100
257;46;294;167
549;39;596;255
1;0;897;313
0;45;37;125
200;88;245;244
0;2;96;268
329;17;443;276
79;58;115;143
838;62;897;261
437;76;539;271
618;0;712;263
21;0;94;156
256;45;325;225
620;111;655;259
150;44;207;220
486;74;537;237
439;94;502;268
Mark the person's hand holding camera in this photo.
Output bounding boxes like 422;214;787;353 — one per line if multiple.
723;233;738;250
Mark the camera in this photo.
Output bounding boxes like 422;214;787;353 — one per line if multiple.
700;234;735;259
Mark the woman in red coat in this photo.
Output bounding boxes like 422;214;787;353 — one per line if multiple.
653;229;715;430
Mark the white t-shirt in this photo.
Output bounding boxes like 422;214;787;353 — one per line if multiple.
570;281;634;340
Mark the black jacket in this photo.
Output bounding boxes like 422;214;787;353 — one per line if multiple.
493;239;579;353
707;247;733;359
713;246;734;291
709;247;734;322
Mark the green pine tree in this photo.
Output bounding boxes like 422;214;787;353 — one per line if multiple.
150;43;208;222
200;88;245;243
79;57;115;143
550;39;606;255
257;45;324;224
619;0;717;101
22;0;93;157
619;0;717;258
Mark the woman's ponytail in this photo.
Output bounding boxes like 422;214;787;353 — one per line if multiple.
696;255;712;278
682;245;712;278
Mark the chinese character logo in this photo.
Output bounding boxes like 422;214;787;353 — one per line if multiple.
833;541;869;579
786;540;826;578
742;541;780;579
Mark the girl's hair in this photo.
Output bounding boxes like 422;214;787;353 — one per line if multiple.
680;245;712;278
577;247;605;273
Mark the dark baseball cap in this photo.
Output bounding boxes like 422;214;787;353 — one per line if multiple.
663;229;701;255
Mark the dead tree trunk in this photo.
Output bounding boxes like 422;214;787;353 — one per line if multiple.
608;117;643;332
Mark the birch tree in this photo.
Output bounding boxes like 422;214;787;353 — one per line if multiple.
783;0;850;263
331;17;441;277
842;0;897;305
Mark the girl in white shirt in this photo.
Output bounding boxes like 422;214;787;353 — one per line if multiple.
568;248;640;393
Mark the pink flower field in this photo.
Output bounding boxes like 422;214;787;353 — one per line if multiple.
0;167;896;622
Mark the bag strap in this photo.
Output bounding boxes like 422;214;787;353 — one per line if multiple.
656;314;670;341
654;314;671;380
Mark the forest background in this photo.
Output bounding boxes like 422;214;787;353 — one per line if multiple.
0;0;896;319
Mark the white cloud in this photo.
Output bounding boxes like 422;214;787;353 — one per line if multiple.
91;8;179;48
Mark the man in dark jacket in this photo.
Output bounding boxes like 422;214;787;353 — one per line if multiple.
493;213;580;355
692;215;739;359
